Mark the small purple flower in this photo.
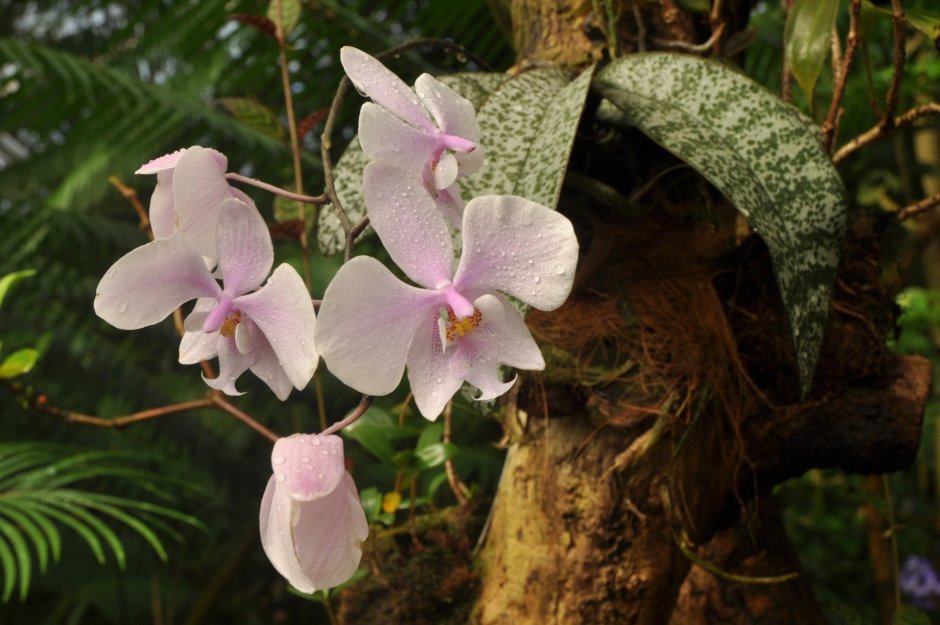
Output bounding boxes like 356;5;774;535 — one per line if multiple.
900;555;940;609
259;433;368;592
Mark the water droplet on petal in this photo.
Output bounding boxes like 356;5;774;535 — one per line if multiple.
117;300;129;313
273;456;285;465
276;473;286;482
313;437;321;446
534;276;541;283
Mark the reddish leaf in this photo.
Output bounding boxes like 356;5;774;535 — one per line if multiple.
227;13;277;38
297;109;329;140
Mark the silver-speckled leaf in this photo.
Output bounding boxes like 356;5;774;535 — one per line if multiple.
316;71;506;256
460;65;594;211
594;53;847;395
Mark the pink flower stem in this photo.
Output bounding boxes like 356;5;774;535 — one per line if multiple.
321;395;373;436
225;173;328;205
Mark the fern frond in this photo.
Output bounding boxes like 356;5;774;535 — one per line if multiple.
0;442;204;602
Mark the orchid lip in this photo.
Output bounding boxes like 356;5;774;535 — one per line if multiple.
440;285;474;319
438;134;476;154
203;295;235;333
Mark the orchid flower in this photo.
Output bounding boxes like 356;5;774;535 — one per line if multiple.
260;433;368;593
136;145;252;261
94;198;318;399
316;192;578;420
340;46;483;227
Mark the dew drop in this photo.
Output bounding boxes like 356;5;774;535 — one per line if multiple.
273;456;286;465
302;456;310;463
534;276;541;283
317;473;325;480
117;300;129;314
313;437;321;446
276;473;286;482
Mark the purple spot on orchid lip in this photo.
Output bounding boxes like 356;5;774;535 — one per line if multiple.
202;295;236;333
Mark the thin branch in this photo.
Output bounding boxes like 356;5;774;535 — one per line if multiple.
709;0;726;57
224;173;328;205
321;395;373;436
443;400;470;505
344;216;371;263
822;0;862;153
652;24;725;55
211;394;280;442
274;0;313;292
896;190;940;221
834;103;940;163
109;176;151;236
40;398;214;428
880;0;907;130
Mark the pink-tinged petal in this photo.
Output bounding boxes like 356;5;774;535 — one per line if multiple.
215;198;274;296
340;47;435;133
260;472;368;593
464;357;516;402
414;74;479;142
271;434;345;501
149;170;176;239
433;153;459;190
456;146;484;177
136;146;227;175
95;236;220;330
183;298;217;332
433;184;465;229
235;264;318;392
358;104;436;170
172;146;234;259
479;294;545;370
407;316;468;421
363;161;454;289
453;195;578;311
244;319;294;400
178;331;218;365
316;256;441;395
203;336;251;396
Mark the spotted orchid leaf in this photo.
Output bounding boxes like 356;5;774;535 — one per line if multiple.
458;65;594;210
317;72;506;256
594;53;847;395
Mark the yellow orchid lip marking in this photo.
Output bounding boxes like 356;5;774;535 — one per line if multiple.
445;308;482;341
219;311;242;337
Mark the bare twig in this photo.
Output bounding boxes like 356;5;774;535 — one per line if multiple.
822;0;862;153
652;24;725;55
321;395;373;436
709;0;726;57
224;173;328;205
834;103;940;163
443;400;470;505
274;0;313;291
896;190;940;221
880;0;907;130
109;176;151;236
42;398;214;428
211;394;280;442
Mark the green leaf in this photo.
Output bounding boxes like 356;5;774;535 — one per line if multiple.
416;423;444;451
317;71;507;256
0;270;35;311
784;0;840;107
341;408;419;464
413;443;457;470
0;516;31;600
594;54;847;395
865;2;940;45
0;348;39;379
267;0;303;35
218;97;286;142
675;0;711;12
459;65;594;210
897;606;931;625
0;531;17;601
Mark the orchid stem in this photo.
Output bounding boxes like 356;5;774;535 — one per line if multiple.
109;176;152;238
224;173;327;205
443;400;470;505
211;394;280;442
321;395;372;436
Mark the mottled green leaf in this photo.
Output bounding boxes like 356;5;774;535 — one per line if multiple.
0;348;39;379
413;442;457;470
267;0;302;35
0;269;35;311
459;65;594;210
218;97;285;141
594;53;847;395
784;0;840;106
317;71;506;255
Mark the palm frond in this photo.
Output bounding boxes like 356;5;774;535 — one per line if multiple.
0;442;204;602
